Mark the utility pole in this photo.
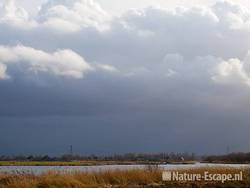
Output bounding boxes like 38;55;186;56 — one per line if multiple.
70;145;73;155
226;146;230;154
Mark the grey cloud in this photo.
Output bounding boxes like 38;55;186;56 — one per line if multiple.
1;0;250;154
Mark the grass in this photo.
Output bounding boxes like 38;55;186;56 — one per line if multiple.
0;167;250;187
0;169;161;188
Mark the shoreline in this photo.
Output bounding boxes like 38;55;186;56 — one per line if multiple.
0;161;197;166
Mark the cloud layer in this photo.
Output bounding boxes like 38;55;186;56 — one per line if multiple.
0;45;93;79
1;0;250;155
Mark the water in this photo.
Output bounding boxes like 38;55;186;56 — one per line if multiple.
0;163;249;174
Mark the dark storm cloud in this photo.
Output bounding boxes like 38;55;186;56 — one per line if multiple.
1;0;250;155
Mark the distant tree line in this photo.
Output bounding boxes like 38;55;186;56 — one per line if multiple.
203;152;250;163
0;152;196;162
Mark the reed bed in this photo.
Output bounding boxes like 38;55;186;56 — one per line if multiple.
0;167;250;188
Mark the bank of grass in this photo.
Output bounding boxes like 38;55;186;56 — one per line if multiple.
0;167;250;188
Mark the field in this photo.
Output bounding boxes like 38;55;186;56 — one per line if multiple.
0;167;249;188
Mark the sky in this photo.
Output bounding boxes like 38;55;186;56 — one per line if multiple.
15;0;250;15
1;0;250;156
16;0;217;15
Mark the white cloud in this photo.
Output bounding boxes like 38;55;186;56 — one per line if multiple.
161;53;250;87
37;0;110;31
1;0;250;88
212;1;250;30
0;0;110;31
0;45;93;79
0;63;9;80
0;0;36;29
212;58;250;86
0;0;29;21
97;64;118;72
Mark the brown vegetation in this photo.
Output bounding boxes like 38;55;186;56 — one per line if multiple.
0;167;250;188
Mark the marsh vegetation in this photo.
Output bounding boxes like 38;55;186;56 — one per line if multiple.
0;167;249;188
